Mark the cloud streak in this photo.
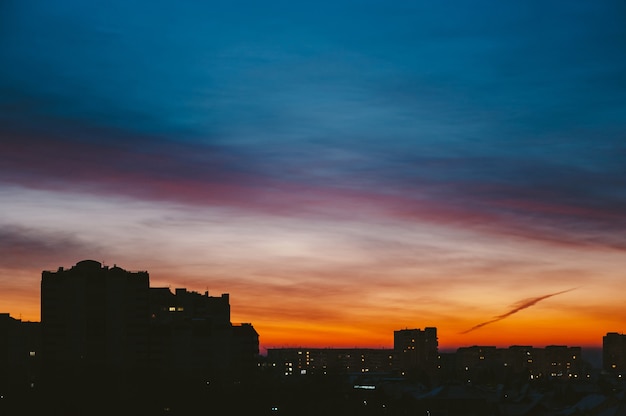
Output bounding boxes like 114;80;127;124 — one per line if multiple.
0;225;104;269
461;288;577;334
3;128;626;253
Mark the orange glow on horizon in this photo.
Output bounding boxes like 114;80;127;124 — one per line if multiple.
3;242;625;354
1;291;617;352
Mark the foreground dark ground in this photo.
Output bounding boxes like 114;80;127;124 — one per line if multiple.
2;369;626;416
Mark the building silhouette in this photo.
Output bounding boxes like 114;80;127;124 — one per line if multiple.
40;260;258;385
148;287;258;378
454;345;582;384
267;348;396;376
41;260;150;378
603;332;626;375
267;327;437;381
0;314;39;393
4;262;624;415
394;327;438;378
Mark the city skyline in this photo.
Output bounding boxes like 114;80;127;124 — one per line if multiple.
2;262;625;416
2;1;626;351
0;260;622;353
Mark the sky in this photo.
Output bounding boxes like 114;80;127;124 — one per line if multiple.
1;0;626;351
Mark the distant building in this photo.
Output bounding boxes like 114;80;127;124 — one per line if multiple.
394;327;438;378
0;314;40;390
542;345;581;379
603;332;626;374
267;348;395;376
266;326;437;379
504;345;537;375
456;346;504;384
455;345;582;384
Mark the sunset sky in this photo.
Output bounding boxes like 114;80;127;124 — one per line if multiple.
1;1;625;351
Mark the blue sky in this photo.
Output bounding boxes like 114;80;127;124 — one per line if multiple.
1;0;626;347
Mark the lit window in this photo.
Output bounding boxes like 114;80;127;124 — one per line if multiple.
29;351;36;357
168;307;176;312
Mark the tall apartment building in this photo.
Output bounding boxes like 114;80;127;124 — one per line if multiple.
41;260;150;377
394;327;438;377
603;332;626;374
40;260;258;382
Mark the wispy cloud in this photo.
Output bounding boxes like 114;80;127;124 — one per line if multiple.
461;288;577;334
0;225;104;269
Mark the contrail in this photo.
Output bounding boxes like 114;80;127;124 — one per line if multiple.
461;288;577;334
